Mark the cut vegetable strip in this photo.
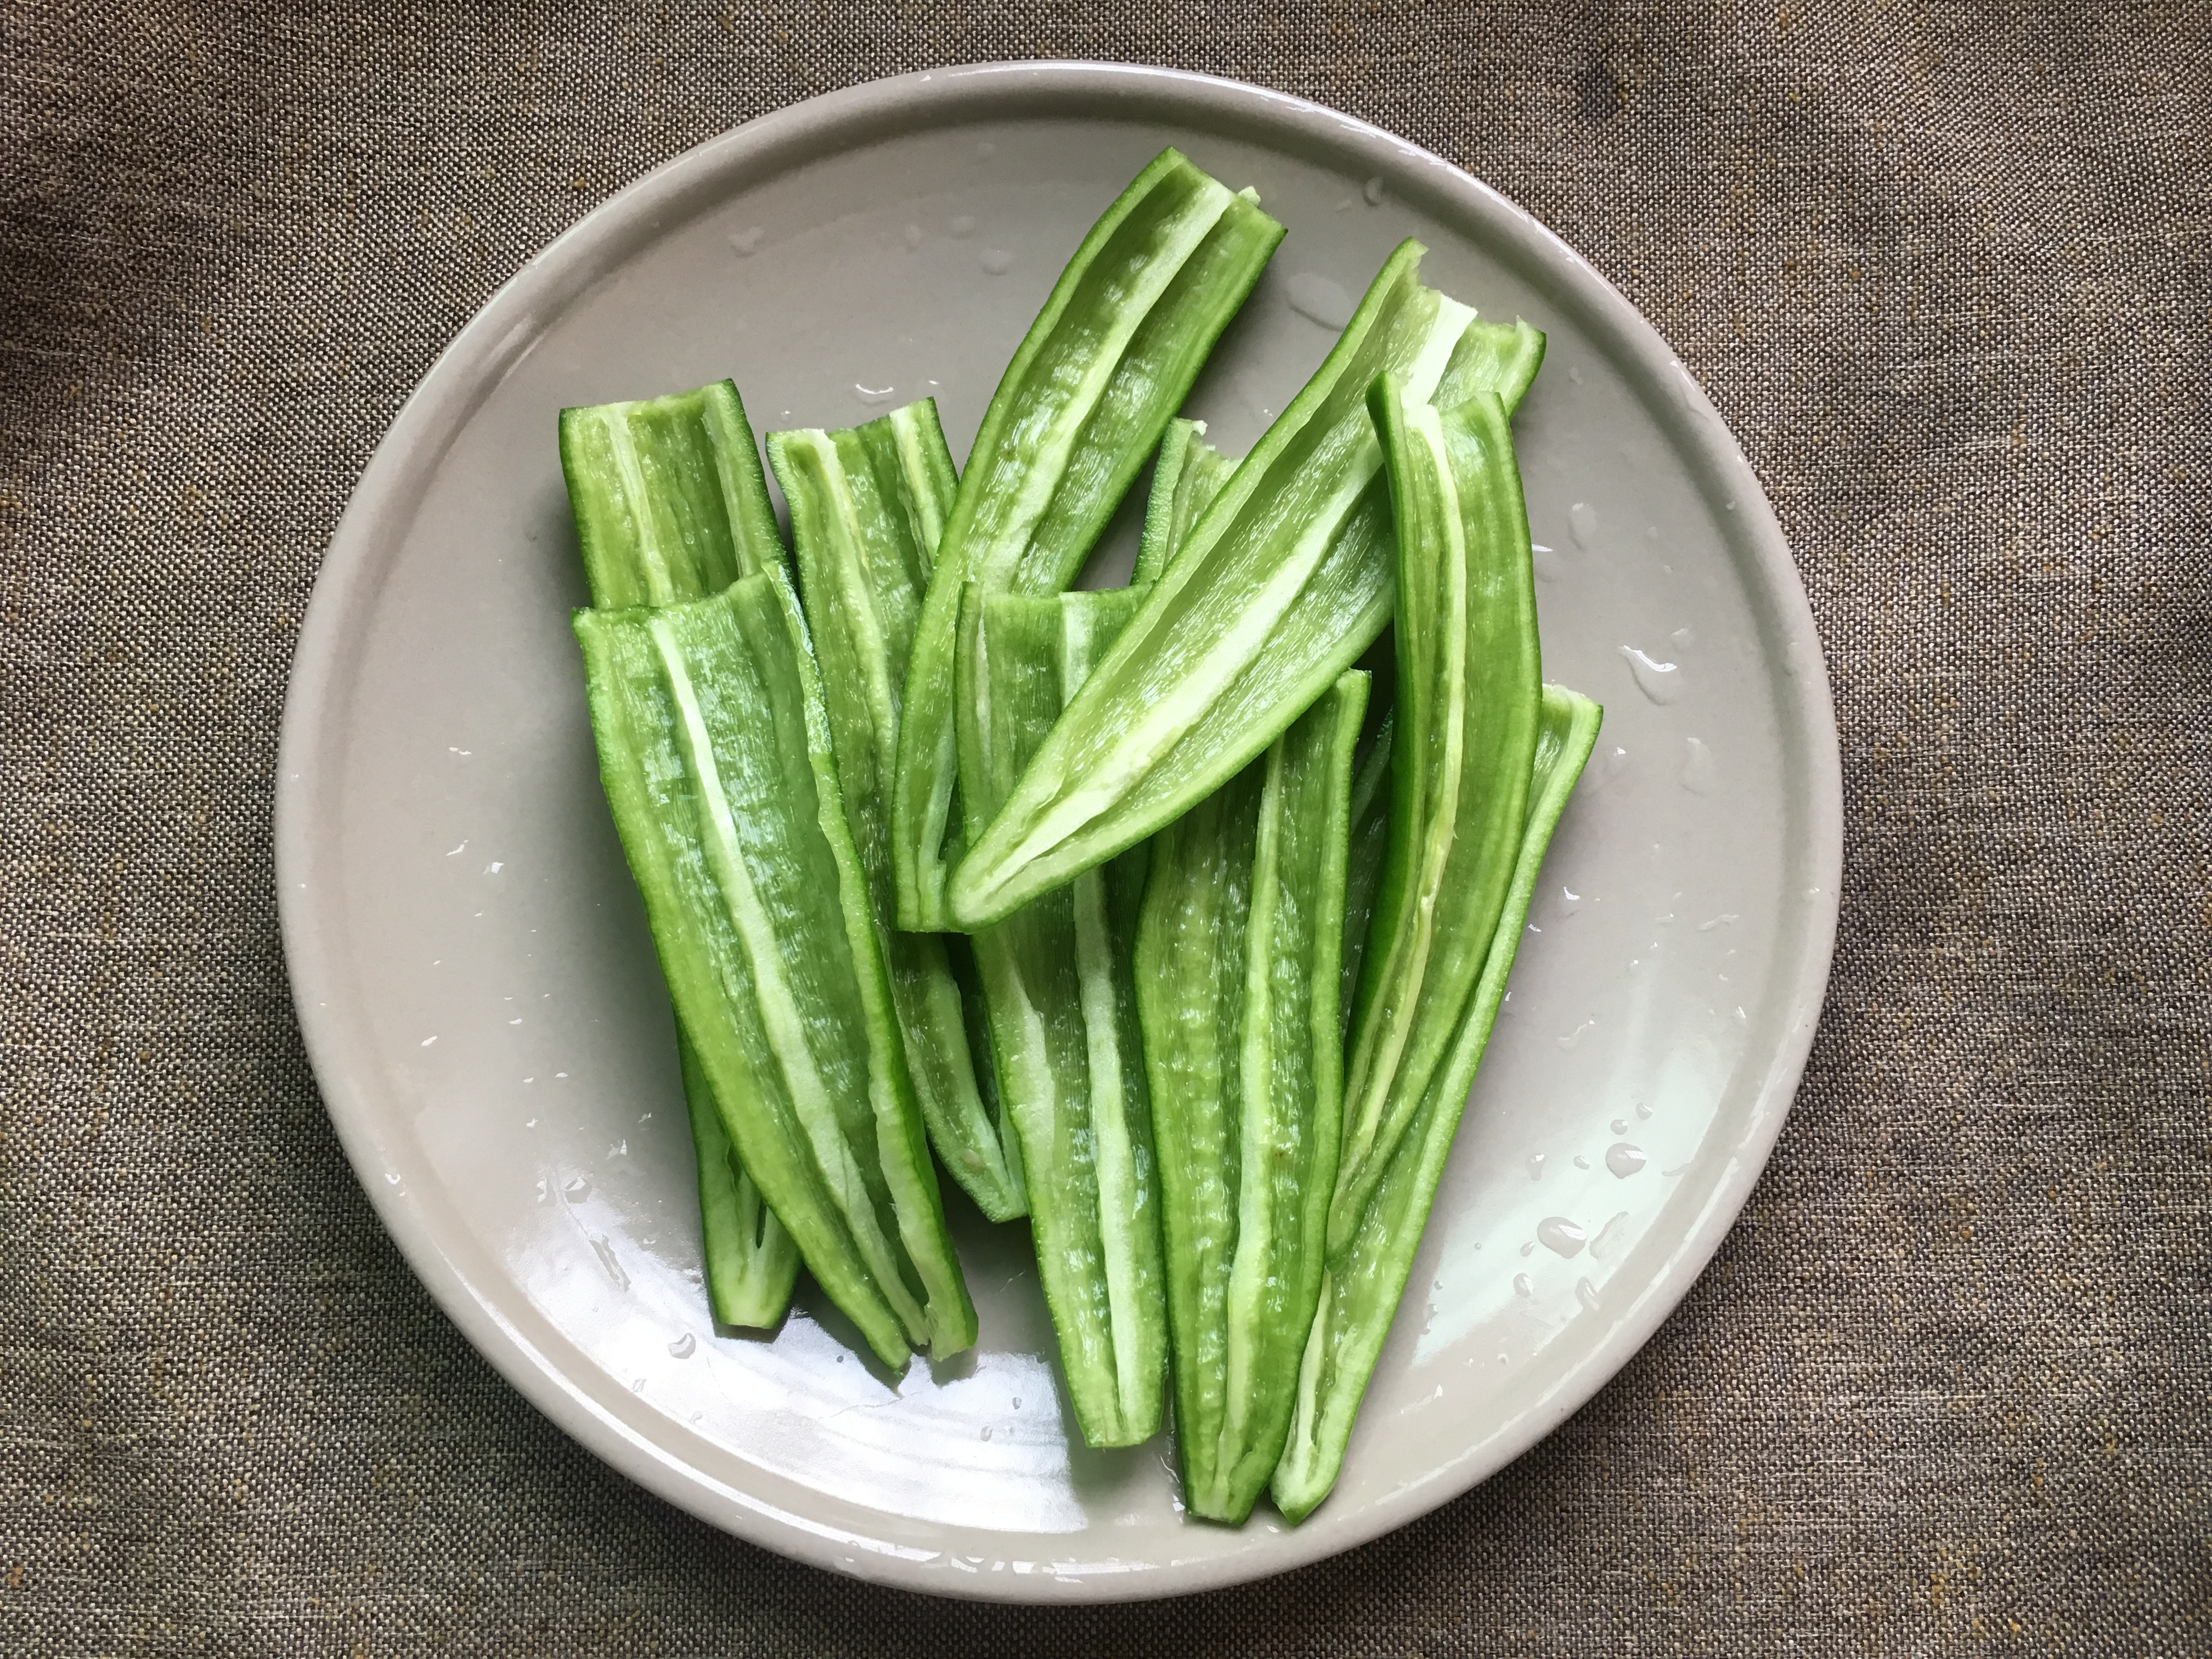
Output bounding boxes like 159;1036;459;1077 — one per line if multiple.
1329;382;1542;1257
893;148;1285;930
956;585;1166;1446
768;404;1022;1221
1337;710;1395;1036
1137;670;1367;1522
1272;686;1601;1522
1132;417;1236;585
680;1028;802;1327
574;572;975;1368
561;377;798;1332
560;380;784;605
947;241;1546;928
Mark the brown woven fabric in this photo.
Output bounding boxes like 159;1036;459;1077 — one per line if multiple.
4;3;2207;1652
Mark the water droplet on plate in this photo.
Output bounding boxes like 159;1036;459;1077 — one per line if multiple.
668;1333;696;1358
1590;1211;1633;1259
902;223;923;250
1557;1019;1595;1050
1610;1118;1629;1136
1620;646;1685;705
1526;1153;1546;1180
1635;1100;1654;1120
1680;736;1718;794
1531;541;1566;584
1513;1272;1534;1298
1362;174;1385;205
1286;271;1355;329
1537;1216;1587;1258
980;1425;993;1442
1576;1277;1601;1313
854;382;896;407
1671;625;1695;648
563;1174;590;1201
727;226;764;257
1568;501;1599;550
591;1235;630;1290
980;248;1014;275
1606;1142;1648;1178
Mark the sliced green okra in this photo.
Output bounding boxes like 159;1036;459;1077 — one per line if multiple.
893;148;1285;931
1329;381;1543;1258
560;379;785;604
1132;417;1237;585
561;378;798;1330
1137;670;1368;1523
1272;687;1601;1523
946;241;1546;929
1337;710;1396;1037
574;571;975;1369
680;1028;802;1328
956;584;1166;1446
767;404;1023;1221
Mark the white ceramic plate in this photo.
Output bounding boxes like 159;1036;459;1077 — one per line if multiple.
275;62;1839;1602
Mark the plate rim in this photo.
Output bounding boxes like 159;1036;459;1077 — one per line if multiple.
274;59;1843;1604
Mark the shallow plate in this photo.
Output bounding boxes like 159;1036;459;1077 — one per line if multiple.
275;62;1840;1602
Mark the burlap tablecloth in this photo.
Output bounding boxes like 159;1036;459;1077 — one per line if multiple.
4;4;2205;1652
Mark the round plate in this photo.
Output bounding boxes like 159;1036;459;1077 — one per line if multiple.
276;62;1839;1602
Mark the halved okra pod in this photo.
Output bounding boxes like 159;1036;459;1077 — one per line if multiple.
767;404;1022;1221
955;585;1166;1446
1330;380;1544;1255
947;241;1546;929
1137;670;1368;1523
560;381;799;1328
892;148;1284;931
563;380;973;1367
574;573;977;1368
1272;687;1601;1522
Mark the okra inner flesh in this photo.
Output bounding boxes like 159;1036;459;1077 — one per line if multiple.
768;405;1023;1222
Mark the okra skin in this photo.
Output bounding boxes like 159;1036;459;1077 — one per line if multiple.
574;572;975;1369
1338;711;1396;1036
1329;383;1542;1258
680;1027;802;1328
768;405;1023;1222
949;242;1546;930
957;585;1167;1447
892;149;1285;931
1132;418;1236;586
1272;687;1601;1523
560;380;785;605
1137;670;1367;1523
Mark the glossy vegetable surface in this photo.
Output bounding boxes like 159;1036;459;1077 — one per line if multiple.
1132;417;1235;585
957;585;1166;1446
768;404;1022;1220
1272;686;1600;1522
947;241;1545;928
893;148;1285;930
574;573;975;1368
1329;380;1542;1257
1136;671;1366;1522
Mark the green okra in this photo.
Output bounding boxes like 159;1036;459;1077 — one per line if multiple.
1137;670;1368;1523
680;1028;802;1328
561;379;798;1330
560;380;785;606
956;584;1166;1446
573;571;975;1369
1329;381;1543;1259
946;240;1546;929
767;404;1023;1222
1132;417;1237;586
1271;686;1602;1523
1338;710;1396;1036
893;148;1286;931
